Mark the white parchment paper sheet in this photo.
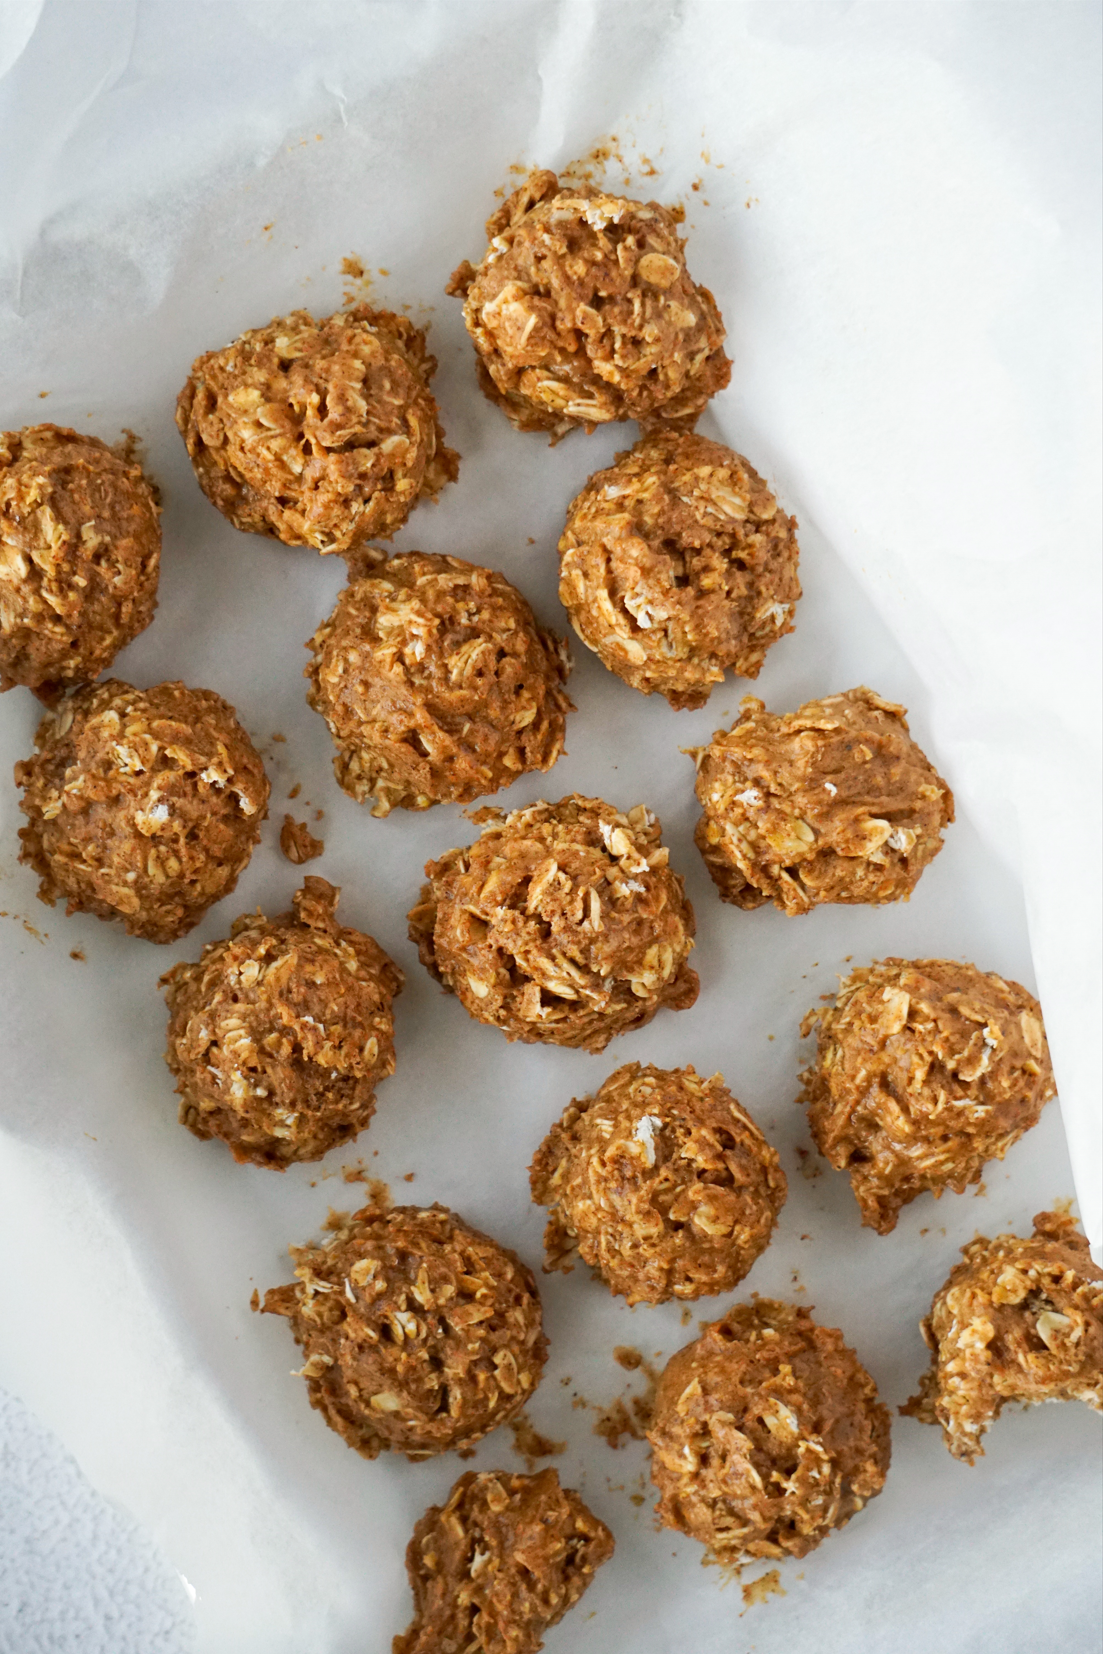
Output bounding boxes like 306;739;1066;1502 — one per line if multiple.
1;3;1100;1651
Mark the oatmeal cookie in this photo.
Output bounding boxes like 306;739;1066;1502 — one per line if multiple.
15;678;269;943
902;1211;1102;1462
261;1204;547;1460
408;795;698;1052
176;306;457;558
648;1300;891;1564
691;687;953;913
0;425;160;698
800;958;1057;1234
447;169;730;439
161;877;402;1168
394;1468;614;1654
306;552;572;816
558;431;800;708
530;1062;786;1304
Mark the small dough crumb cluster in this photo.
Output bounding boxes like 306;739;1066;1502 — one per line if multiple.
161;877;402;1168
408;794;698;1052
530;1062;786;1304
648;1300;891;1564
279;814;324;864
692;687;953;913
15;679;269;942
447;169;730;438
0;425;160;698
558;431;800;708
306;552;572;816
262;1203;547;1460
176;306;458;558
902;1211;1102;1462
800;958;1056;1234
394;1467;614;1654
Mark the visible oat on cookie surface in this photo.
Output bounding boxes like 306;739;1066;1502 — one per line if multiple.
647;1300;891;1565
800;958;1057;1233
176;306;458;558
407;794;698;1052
558;431;800;708
306;552;572;815
15;678;269;942
0;425;161;698
530;1062;786;1304
262;1203;547;1460
161;877;402;1167
393;1467;614;1654
691;686;953;913
902;1210;1102;1462
447;169;730;439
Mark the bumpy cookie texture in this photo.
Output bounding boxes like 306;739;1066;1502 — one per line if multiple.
160;877;402;1168
394;1468;614;1654
530;1063;786;1305
176;306;458;558
447;169;730;439
692;687;953;914
0;425;160;698
902;1212;1102;1463
801;959;1057;1235
306;552;572;816
408;795;698;1052
648;1300;891;1564
262;1204;548;1460
15;679;269;943
558;431;800;709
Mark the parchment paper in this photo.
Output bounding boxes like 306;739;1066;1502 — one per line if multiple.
1;3;1099;1651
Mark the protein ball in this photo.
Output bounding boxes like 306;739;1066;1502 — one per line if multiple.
261;1203;548;1460
558;431;800;709
0;425;160;699
160;877;403;1168
800;958;1057;1234
394;1468;614;1654
408;795;698;1053
446;169;730;439
648;1300;891;1564
692;686;954;914
176;306;458;559
306;551;573;816
901;1211;1102;1462
15;679;269;943
530;1063;786;1305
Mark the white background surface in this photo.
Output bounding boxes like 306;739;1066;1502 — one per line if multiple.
0;3;1100;1651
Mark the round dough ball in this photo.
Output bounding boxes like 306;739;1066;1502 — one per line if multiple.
902;1211;1102;1462
558;431;800;709
261;1203;548;1460
648;1300;891;1564
176;306;458;558
395;1468;614;1654
15;678;269;943
801;959;1058;1234
530;1062;786;1304
306;551;573;816
693;686;954;914
446;170;730;439
161;877;403;1168
0;425;160;697
408;795;698;1052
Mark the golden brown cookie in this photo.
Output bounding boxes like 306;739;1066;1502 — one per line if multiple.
447;169;730;439
408;795;698;1052
306;552;572;816
800;958;1057;1233
530;1063;786;1304
558;431;800;708
261;1204;547;1460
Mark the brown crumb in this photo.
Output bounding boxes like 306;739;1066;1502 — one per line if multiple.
974;1182;988;1198
279;814;325;864
629;1493;646;1507
403;1171;416;1183
288;783;301;799
341;255;365;280
742;1568;786;1610
681;1307;693;1326
508;1411;567;1470
69;948;85;961
614;1346;643;1371
270;732;286;743
592;1398;643;1450
249;1289;260;1311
